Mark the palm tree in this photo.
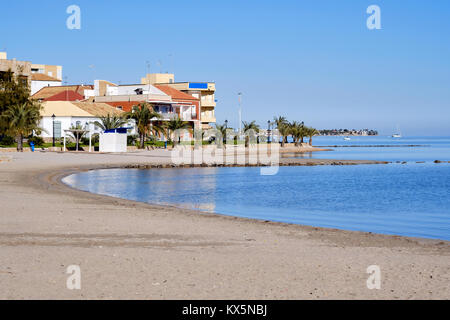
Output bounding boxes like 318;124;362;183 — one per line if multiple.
94;114;127;131
289;121;304;147
273;116;289;146
1;102;43;152
242;121;260;148
215;123;228;148
125;103;161;149
273;116;288;129
277;123;290;147
306;127;319;146
165;116;190;147
67;123;88;151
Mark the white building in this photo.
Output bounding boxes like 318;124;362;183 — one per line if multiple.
39;101;133;141
31;73;62;95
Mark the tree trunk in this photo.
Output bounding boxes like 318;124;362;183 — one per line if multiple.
17;134;23;152
301;136;304;144
139;133;145;149
281;136;285;148
76;134;80;151
309;136;313;146
245;136;249;148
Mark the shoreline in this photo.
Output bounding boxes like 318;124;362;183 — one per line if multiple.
0;150;449;299
60;164;447;242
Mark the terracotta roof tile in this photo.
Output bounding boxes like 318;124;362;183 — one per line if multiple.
154;85;199;101
72;102;123;117
44;90;85;101
32;85;93;100
31;73;62;82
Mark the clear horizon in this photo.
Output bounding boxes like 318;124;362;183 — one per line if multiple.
1;0;449;135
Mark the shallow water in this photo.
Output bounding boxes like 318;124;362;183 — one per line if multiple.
64;143;450;240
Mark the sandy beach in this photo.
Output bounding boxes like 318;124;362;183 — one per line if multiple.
0;150;448;299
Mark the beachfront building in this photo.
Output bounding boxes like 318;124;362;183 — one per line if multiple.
30;73;62;95
0;51;63;94
88;80;201;138
142;73;216;129
39;101;130;142
0;52;32;87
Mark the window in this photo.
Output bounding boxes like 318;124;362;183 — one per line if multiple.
116;106;123;110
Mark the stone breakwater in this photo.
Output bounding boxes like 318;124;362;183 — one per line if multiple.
118;159;390;170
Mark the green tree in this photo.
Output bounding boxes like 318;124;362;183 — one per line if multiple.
1;102;43;152
273;116;289;146
165;117;191;147
67;124;88;151
277;123;290;147
306;127;319;146
125;103;161;149
215;123;228;148
0;68;32;134
94;114;127;131
242;120;260;148
289;121;305;147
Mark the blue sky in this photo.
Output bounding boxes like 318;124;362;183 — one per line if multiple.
1;0;449;135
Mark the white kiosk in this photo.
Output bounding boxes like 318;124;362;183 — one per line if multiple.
99;128;128;153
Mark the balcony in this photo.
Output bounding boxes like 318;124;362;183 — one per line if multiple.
201;113;216;123
201;100;216;107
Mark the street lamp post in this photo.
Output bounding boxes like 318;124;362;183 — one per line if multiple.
224;120;228;146
51;114;56;147
238;93;242;138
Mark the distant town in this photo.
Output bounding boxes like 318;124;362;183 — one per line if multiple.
319;129;378;136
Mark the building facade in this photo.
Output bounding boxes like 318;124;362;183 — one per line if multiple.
39;101;131;141
0;51;62;93
89;80;201;134
141;73;216;129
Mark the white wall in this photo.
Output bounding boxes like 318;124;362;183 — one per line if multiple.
99;132;127;153
40;116;101;138
40;116;137;139
31;81;61;95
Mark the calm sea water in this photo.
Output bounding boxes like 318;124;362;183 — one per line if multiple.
63;137;450;241
285;136;450;162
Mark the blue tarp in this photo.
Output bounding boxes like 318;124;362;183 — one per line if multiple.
104;128;130;134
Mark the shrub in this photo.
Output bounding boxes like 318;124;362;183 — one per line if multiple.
27;136;44;146
127;134;138;146
0;135;15;146
81;135;99;146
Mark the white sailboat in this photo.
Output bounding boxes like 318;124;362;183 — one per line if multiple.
343;136;351;141
392;125;402;138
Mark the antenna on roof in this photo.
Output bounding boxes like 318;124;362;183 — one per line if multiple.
146;61;150;75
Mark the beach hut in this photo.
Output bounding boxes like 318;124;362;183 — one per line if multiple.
99;128;128;153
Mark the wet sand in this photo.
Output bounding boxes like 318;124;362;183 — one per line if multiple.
0;150;448;299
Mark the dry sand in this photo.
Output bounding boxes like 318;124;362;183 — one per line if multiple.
0;150;448;299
